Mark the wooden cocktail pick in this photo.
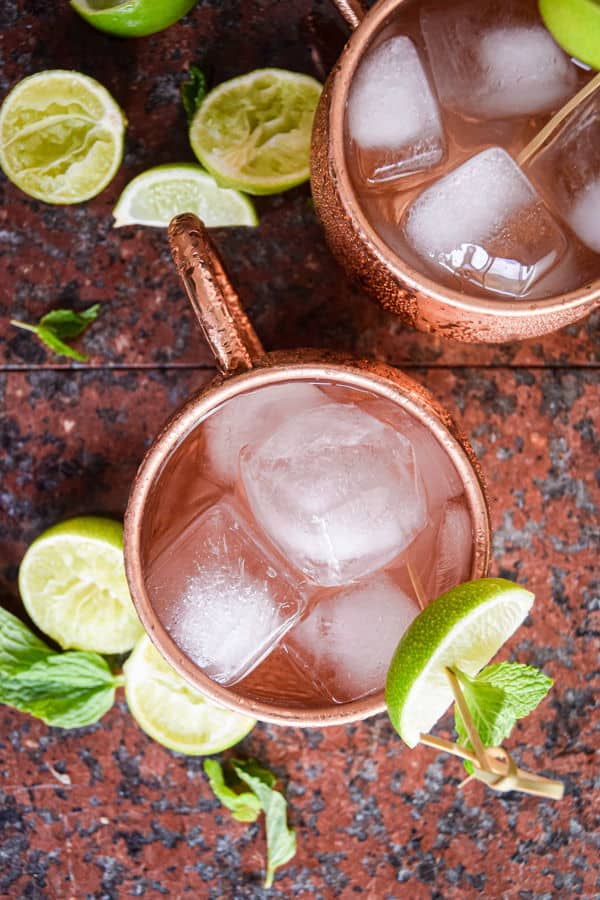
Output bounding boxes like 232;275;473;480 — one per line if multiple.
517;70;600;166
419;668;564;801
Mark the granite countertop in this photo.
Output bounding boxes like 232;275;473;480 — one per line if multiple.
0;2;598;897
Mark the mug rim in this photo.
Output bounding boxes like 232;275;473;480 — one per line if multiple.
124;353;491;727
326;0;600;318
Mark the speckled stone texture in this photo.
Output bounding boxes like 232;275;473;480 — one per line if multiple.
0;3;598;898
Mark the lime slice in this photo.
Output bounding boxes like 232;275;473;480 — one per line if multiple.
539;0;600;70
124;636;256;754
18;517;143;654
70;0;197;38
385;578;534;748
189;68;322;195
0;70;125;204
113;164;258;228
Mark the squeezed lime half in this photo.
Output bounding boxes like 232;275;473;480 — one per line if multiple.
0;70;125;204
124;636;256;754
189;68;322;195
18;516;143;654
70;0;197;38
386;578;534;748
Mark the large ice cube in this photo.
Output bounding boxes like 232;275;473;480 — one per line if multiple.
240;402;428;586
360;398;464;510
526;92;600;255
148;499;305;685
285;573;419;702
204;382;325;485
421;2;577;121
347;35;446;184
403;147;567;297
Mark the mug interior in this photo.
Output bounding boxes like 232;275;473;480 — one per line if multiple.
326;0;599;317
125;360;490;726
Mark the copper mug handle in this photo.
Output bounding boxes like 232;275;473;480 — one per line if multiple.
168;213;265;375
329;0;366;29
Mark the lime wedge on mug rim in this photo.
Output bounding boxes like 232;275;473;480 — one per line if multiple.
0;69;125;204
189;68;322;195
113;164;258;227
539;0;600;70
70;0;197;38
18;516;143;655
124;635;256;754
386;578;534;748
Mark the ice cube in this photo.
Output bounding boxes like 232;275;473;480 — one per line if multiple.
148;499;306;685
204;382;325;485
285;573;419;702
421;2;577;121
360;398;464;510
433;498;473;597
347;35;446;184
240;402;429;586
568;181;600;254
403;147;567;297
526;93;600;255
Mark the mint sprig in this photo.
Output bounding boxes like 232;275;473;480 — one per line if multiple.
11;304;101;361
454;662;553;769
181;66;207;122
0;606;119;728
204;758;296;888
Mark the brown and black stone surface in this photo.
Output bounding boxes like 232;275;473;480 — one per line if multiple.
0;3;598;897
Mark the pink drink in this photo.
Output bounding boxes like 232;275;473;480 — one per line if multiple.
144;381;472;708
345;0;599;301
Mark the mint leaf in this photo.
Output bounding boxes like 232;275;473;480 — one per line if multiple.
0;608;117;728
11;304;101;361
181;66;207;122
203;759;262;822
0;651;118;728
454;668;516;749
475;662;553;718
0;606;53;675
232;759;296;888
39;304;101;339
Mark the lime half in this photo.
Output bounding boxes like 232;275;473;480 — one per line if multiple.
0;70;125;204
19;517;143;654
189;68;322;195
70;0;197;38
386;579;534;748
113;164;258;228
124;636;256;754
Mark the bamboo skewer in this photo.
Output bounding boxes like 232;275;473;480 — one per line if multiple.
418;671;564;800
517;71;600;167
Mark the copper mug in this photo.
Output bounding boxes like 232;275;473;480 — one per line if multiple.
124;213;491;726
311;0;600;342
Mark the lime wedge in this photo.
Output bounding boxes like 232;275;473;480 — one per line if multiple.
70;0;197;38
539;0;600;70
18;517;143;654
0;70;125;204
189;68;322;195
113;164;258;228
386;579;534;748
124;636;256;754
